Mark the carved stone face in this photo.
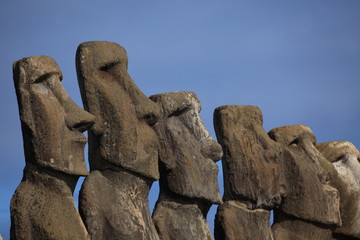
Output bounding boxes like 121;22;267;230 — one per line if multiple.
317;141;360;238
268;125;341;226
150;92;223;203
76;41;160;180
214;105;282;209
13;56;95;176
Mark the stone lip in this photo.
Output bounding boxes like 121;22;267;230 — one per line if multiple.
150;91;222;204
214;105;282;209
76;41;160;180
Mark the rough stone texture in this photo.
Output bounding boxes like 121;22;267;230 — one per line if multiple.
268;125;341;239
11;168;90;240
214;105;282;208
76;41;160;178
150;91;223;239
215;201;273;240
272;215;333;240
213;105;281;240
150;92;222;202
76;41;160;240
317;141;360;239
79;169;158;240
11;56;94;240
153;201;214;240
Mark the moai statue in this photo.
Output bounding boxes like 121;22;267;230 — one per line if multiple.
11;56;94;240
317;141;360;240
150;91;223;240
268;125;341;240
76;41;160;240
213;105;282;240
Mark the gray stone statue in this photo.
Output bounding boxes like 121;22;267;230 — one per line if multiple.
213;105;282;240
317;141;360;240
76;41;160;240
150;91;223;240
269;125;341;240
11;56;94;240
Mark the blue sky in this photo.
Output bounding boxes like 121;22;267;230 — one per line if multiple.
1;1;359;239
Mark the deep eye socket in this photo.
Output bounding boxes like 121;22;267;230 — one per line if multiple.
289;139;299;147
168;104;191;118
334;154;347;163
100;61;121;72
33;72;62;84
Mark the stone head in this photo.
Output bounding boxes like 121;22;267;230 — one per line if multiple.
317;141;360;238
76;41;160;180
268;125;341;226
214;105;282;209
150;91;223;204
13;56;95;176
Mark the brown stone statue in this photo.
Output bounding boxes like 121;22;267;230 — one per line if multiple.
11;56;94;240
150;91;223;240
213;105;282;240
76;41;160;240
317;141;360;240
268;125;341;240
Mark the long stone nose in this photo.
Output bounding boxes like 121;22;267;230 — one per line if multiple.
201;139;223;162
65;100;95;132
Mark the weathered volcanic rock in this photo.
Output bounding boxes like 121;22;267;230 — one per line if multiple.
76;41;160;240
213;105;282;240
215;201;273;240
268;125;341;240
11;56;94;240
214;105;282;208
150;92;222;202
317;141;360;239
11;168;90;240
153;201;214;240
150;91;223;239
79;169;158;240
76;41;160;178
272;214;333;240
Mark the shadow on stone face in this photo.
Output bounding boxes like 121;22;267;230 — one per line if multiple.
11;56;94;240
76;41;160;240
150;91;222;240
317;141;360;239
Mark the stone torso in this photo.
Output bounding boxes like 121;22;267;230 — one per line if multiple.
79;170;159;240
153;200;214;240
11;171;90;240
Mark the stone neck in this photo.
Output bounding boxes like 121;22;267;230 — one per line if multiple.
23;163;78;195
157;190;212;217
272;214;334;240
100;168;152;201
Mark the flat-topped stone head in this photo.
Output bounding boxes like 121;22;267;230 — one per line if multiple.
150;91;222;203
214;105;282;209
13;56;94;176
268;125;341;226
76;41;160;180
317;141;360;238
